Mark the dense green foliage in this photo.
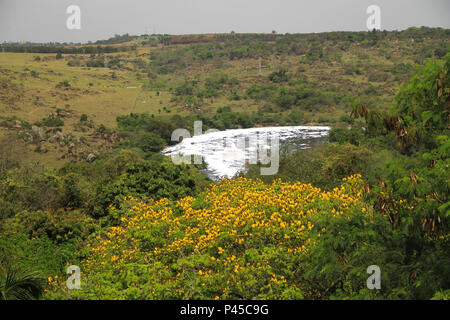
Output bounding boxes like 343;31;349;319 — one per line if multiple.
245;53;450;299
0;265;45;300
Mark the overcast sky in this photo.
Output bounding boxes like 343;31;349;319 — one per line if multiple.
0;0;449;43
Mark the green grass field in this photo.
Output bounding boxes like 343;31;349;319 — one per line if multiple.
0;30;448;167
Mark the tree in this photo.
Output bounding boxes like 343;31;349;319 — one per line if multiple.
136;132;166;154
268;67;289;83
80;114;88;122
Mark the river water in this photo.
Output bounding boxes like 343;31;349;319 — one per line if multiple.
162;126;330;180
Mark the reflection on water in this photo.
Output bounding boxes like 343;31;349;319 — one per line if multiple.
162;126;330;180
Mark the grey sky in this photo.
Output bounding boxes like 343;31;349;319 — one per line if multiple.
0;0;449;43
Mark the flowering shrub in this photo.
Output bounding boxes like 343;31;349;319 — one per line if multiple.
47;175;367;299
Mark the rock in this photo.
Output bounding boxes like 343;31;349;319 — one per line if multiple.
23;133;33;142
49;131;64;143
86;153;96;163
35;145;48;153
13;120;21;128
31;125;46;141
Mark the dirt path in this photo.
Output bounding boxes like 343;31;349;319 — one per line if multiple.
28;107;39;115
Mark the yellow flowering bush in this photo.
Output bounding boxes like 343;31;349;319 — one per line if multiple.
54;175;366;299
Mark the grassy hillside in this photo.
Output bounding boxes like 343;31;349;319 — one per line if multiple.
1;27;448;167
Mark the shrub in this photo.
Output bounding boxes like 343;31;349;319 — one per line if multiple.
89;159;209;220
268;67;290;83
339;114;354;124
51;176;367;299
42;117;64;127
135;132;166;154
367;71;389;82
67;60;81;67
55;80;71;89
